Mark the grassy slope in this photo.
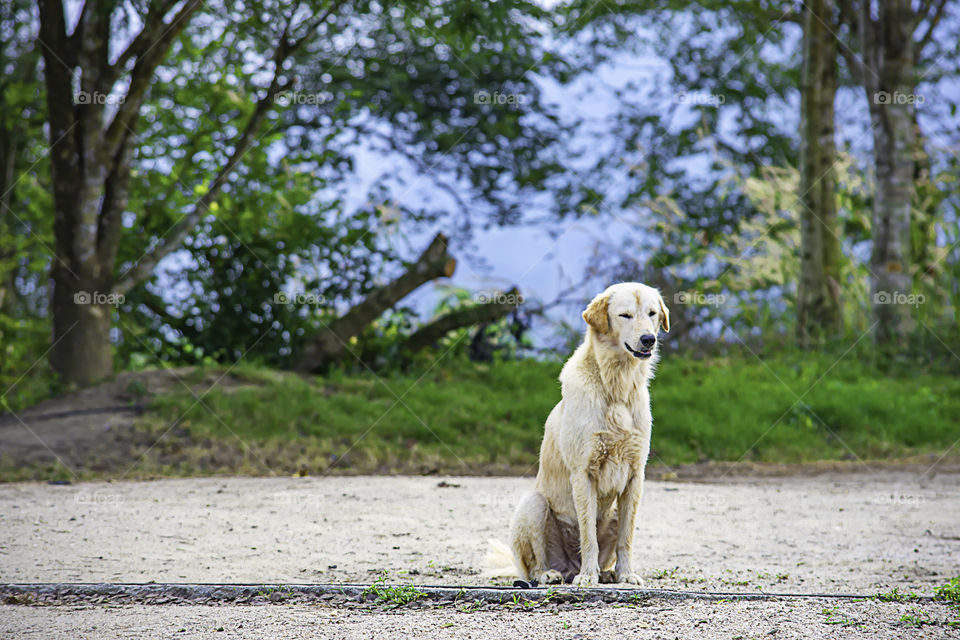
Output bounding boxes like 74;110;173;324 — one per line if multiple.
142;353;960;475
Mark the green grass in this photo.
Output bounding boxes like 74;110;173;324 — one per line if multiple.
652;353;960;464
146;358;557;474
135;350;960;475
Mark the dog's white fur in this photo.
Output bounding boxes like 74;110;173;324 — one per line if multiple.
488;282;669;586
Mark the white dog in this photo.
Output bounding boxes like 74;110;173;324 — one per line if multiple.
488;282;669;586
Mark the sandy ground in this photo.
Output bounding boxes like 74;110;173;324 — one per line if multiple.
1;472;959;638
1;473;958;589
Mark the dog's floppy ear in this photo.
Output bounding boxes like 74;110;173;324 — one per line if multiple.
582;293;610;334
657;292;671;333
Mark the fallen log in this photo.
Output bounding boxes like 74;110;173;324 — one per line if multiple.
399;287;523;357
294;232;456;372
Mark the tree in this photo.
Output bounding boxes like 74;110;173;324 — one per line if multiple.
36;0;322;385
838;0;950;345
32;0;570;385
796;0;842;342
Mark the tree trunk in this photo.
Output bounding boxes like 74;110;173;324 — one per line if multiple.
868;102;915;344
294;232;457;372
796;0;841;343
49;264;114;386
909;110;941;284
859;0;917;346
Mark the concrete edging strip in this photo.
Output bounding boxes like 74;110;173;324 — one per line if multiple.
0;583;915;606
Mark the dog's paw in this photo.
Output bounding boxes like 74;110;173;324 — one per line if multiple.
617;572;644;586
572;572;598;587
537;569;563;585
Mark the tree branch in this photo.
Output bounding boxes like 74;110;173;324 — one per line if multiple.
97;135;134;271
855;0;879;93
37;0;74;133
835;0;868;84
113;66;289;295
916;0;948;53
112;1;344;294
109;0;182;75
66;0;89;57
101;0;204;162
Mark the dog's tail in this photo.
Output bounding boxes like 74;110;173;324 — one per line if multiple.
483;539;520;580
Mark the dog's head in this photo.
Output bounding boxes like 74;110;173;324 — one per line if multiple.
582;282;670;359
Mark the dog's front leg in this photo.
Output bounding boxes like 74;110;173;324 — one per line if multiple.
614;474;644;585
570;471;600;586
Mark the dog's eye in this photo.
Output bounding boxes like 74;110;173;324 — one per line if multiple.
619;313;632;319
648;311;657;317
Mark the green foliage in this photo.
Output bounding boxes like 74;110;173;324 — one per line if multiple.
562;0;803;279
292;0;571;223
0;316;56;413
106;0;574;370
561;0;959;355
617;152;958;356
0;0;56;411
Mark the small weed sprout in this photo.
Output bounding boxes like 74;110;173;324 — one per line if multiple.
874;587;920;602
362;571;426;607
934;576;960;605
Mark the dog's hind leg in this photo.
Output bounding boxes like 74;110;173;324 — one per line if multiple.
510;491;563;584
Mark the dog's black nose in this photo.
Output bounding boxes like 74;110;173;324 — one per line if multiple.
639;334;657;348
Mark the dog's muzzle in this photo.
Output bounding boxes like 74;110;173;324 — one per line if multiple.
624;341;654;359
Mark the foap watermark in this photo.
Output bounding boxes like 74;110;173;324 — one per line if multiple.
674;91;725;106
274;91;334;107
476;291;524;305
74;291;125;307
74;91;124;106
870;492;926;507
267;492;320;507
873;91;925;106
670;490;727;511
873;291;925;308
674;291;725;307
273;292;325;306
74;492;125;506
474;90;526;106
471;490;512;509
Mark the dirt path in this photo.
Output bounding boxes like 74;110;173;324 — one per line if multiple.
1;473;959;638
